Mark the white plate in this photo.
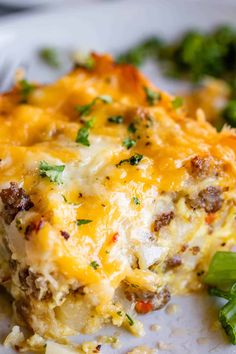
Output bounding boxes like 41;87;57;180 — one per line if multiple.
0;1;236;353
0;0;64;8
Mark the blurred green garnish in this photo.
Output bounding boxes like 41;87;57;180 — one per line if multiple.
222;100;236;127
39;48;60;68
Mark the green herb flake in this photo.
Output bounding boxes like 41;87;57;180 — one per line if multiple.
171;96;184;109
116;153;143;167
39;48;60;68
117;311;123;316
75;118;95;146
39;161;65;184
19;79;35;103
108;115;124;124
75;95;112;117
133;196;140;205
128;122;137;134
62;194;68;203
122;137;136;149
90;260;99;270
76;127;90;146
144;86;161;106
76;219;93;226
204;252;236;345
125;313;134;326
75;102;94;117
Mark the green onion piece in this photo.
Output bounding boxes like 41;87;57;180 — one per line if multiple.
133;197;140;205
172;96;183;109
39;48;60;68
75;118;95;146
39;161;65;184
116;153;143;167
204;252;236;287
108;115;124;124
75;95;112;117
122;137;136;149
76;219;92;226
19;79;35;103
222;100;236;127
125;313;134;326
209;287;232;300
219;297;236;344
90;260;99;270
144;86;161;106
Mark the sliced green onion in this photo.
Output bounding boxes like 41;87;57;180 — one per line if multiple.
204;252;236;287
219;297;236;344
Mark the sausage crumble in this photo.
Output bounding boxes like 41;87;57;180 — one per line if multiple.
0;182;34;224
187;186;223;213
125;284;171;312
154;211;174;232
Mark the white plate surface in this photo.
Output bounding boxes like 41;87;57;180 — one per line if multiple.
0;1;236;353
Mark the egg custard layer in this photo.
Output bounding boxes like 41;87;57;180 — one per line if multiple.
0;54;236;338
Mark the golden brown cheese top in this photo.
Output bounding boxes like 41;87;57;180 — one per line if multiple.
0;54;236;298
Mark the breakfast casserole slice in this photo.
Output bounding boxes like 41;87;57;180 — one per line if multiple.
0;53;236;341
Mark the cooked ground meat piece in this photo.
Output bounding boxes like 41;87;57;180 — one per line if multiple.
18;268;51;301
0;182;34;224
125;284;171;311
191;246;200;255
187;186;223;213
165;254;182;270
154;211;174;232
25;219;44;240
60;230;70;240
190;156;211;178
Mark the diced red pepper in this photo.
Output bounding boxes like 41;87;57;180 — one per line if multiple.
111;232;119;243
205;213;215;225
135;301;153;314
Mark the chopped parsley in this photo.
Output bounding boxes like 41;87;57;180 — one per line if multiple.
74;53;95;70
116;153;143;167
125;313;134;326
76;219;93;226
128;122;137;134
117;37;162;67
39;161;65;184
90;260;99;270
222;100;236;127
204;252;236;344
144;86;161;106
62;194;68;203
76;118;95;146
172;96;183;109
39;48;60;68
19;79;35;103
75;95;112;117
108;115;124;124
133;196;140;205
122;137;136;149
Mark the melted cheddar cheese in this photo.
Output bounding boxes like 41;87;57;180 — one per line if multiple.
0;54;236;339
